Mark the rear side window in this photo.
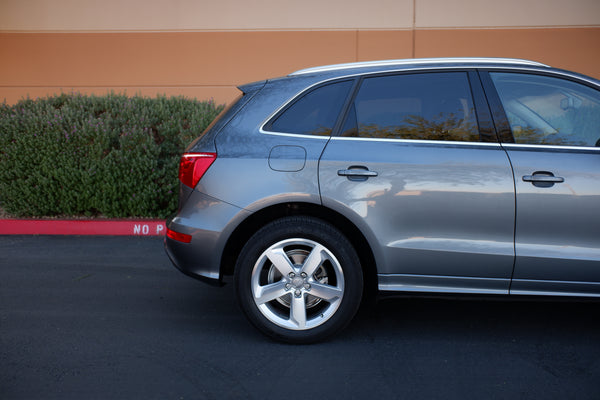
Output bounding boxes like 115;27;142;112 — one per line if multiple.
341;72;480;141
490;72;600;147
265;80;353;136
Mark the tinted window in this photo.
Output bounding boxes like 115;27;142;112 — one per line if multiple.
491;72;600;147
341;72;480;141
266;80;353;136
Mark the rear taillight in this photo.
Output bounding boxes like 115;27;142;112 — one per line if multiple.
166;228;192;243
178;152;217;189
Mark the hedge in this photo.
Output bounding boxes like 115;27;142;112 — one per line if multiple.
0;93;224;218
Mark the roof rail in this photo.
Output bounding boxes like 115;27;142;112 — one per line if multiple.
290;58;550;76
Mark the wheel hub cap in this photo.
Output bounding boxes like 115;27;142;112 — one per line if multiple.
252;238;345;330
291;276;305;288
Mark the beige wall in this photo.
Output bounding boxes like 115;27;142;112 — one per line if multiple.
1;0;599;105
2;0;599;30
0;0;414;30
417;0;600;27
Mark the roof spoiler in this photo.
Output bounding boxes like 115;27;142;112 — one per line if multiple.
237;79;267;95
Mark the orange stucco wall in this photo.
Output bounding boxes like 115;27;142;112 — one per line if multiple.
1;0;599;105
414;28;600;78
2;28;599;106
0;30;413;104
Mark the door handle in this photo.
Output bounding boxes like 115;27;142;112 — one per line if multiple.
522;171;564;187
338;167;378;181
338;169;378;177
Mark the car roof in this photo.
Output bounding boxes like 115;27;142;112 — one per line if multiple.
240;57;597;102
289;58;550;77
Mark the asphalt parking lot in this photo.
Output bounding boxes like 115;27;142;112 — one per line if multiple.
1;236;599;399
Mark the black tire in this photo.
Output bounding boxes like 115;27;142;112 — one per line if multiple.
234;216;363;344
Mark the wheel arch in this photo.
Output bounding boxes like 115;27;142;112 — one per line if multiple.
220;202;379;300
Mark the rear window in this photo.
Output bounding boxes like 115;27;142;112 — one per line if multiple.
264;80;354;136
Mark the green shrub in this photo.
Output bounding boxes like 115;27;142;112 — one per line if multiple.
0;93;224;218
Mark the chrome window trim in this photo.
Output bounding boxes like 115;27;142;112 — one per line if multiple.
501;143;600;151
261;130;503;147
329;136;502;147
260;130;331;140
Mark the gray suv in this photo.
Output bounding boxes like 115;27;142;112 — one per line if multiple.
165;58;600;343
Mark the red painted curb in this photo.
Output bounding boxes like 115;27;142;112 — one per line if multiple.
0;219;166;236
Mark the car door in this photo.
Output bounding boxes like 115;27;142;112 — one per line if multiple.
483;70;600;296
319;70;516;294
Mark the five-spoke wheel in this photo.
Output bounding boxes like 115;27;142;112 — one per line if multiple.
234;217;363;343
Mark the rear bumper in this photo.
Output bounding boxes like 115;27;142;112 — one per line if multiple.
163;190;250;284
164;237;222;285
